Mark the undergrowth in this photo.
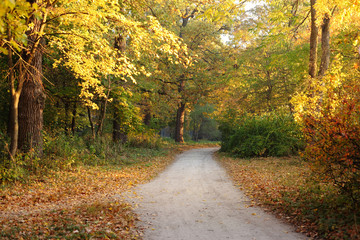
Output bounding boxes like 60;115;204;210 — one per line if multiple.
0;130;166;184
219;113;304;158
0;131;193;239
218;154;360;240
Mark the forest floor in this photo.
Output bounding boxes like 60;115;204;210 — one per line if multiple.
129;148;305;240
0;144;213;239
218;154;360;240
1;145;355;239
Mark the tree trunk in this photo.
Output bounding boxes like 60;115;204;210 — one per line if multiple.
112;109;121;142
173;9;195;143
18;55;46;155
112;107;128;144
17;21;46;155
175;102;186;143
318;15;331;77
71;102;77;135
87;106;95;139
309;0;318;78
10;0;47;157
96;100;106;137
64;101;70;134
96;80;111;137
7;35;19;158
143;104;152;126
112;32;127;142
9;93;20;158
192;119;201;142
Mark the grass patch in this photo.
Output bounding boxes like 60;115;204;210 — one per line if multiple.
217;154;360;240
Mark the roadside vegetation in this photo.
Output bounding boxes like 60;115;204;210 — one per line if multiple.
219;155;359;240
0;133;218;239
219;113;304;158
218;107;360;239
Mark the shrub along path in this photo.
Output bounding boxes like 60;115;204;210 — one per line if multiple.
218;154;360;240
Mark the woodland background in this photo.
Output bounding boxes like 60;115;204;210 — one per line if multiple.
0;0;360;239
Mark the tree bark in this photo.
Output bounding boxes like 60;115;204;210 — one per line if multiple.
96;100;106;137
71;102;77;135
9;0;47;157
175;102;186;143
318;15;331;77
112;109;121;142
174;9;195;143
309;0;318;78
17;11;46;155
112;32;127;142
64;101;70;134
18;50;46;155
7;33;19;158
87;106;95;139
96;80;111;137
9;93;20;158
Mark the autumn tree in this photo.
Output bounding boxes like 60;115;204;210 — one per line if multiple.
2;0;47;157
142;0;242;142
0;0;190;158
216;0;310;118
293;0;360;206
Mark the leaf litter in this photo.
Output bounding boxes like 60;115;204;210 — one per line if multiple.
0;151;178;239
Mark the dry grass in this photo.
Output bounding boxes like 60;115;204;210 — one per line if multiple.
217;153;359;240
0;144;190;239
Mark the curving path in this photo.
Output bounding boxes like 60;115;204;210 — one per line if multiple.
130;148;306;240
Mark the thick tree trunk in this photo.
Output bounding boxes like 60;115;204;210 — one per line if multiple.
10;0;47;157
309;0;318;78
318;15;331;77
173;10;195;143
174;73;186;143
175;102;186;143
18;53;46;155
18;15;46;155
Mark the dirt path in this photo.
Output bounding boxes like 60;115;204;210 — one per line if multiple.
130;148;306;240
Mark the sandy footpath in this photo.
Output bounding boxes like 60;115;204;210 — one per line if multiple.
129;148;307;240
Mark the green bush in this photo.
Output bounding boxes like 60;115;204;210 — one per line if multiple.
220;113;304;158
0;129;166;184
